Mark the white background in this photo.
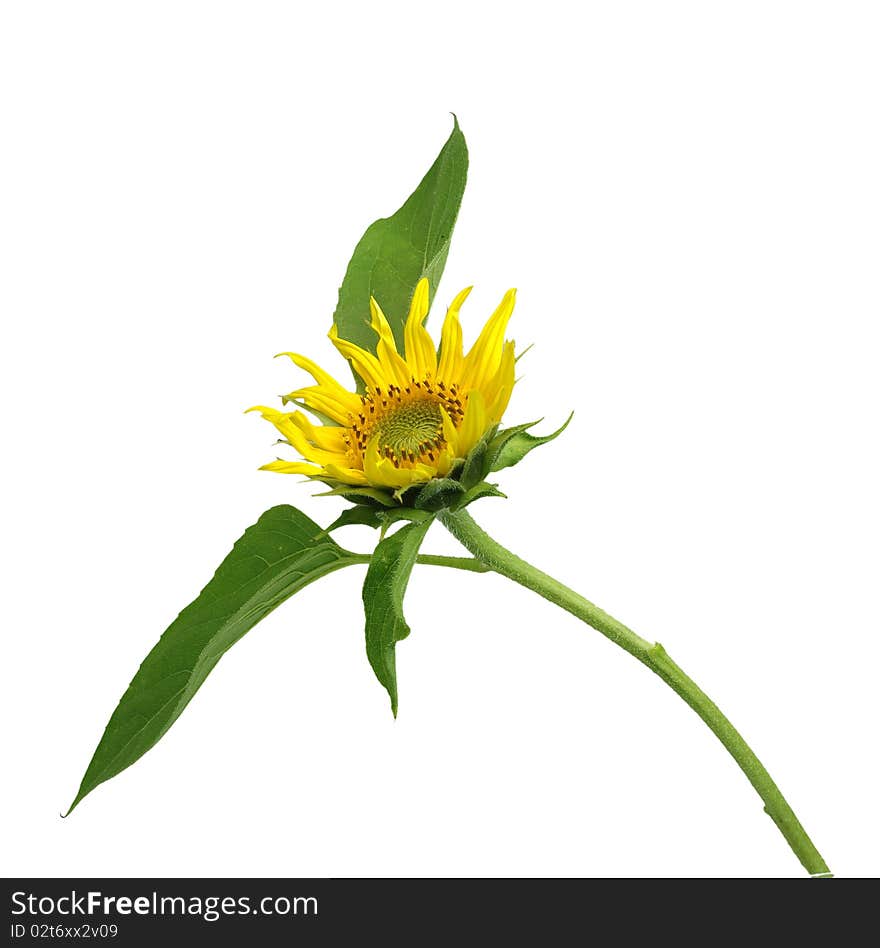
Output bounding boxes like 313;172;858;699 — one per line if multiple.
2;2;878;879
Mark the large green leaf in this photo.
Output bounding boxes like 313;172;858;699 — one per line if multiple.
361;518;433;716
66;505;358;813
333;117;468;361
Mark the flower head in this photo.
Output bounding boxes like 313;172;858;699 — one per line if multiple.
249;278;517;492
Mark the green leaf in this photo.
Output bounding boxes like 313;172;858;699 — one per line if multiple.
333;117;468;363
488;413;574;472
362;518;433;716
67;505;358;814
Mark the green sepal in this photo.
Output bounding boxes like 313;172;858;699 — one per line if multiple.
455;481;506;508
459;425;500;489
361;518;434;716
485;420;537;456
412;477;466;511
323;505;387;533
313;483;399;508
487;413;573;472
375;508;434;538
324;505;433;538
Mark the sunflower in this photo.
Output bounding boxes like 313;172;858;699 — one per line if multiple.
248;278;516;491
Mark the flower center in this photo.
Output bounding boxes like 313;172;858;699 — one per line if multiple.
348;379;465;467
374;397;443;462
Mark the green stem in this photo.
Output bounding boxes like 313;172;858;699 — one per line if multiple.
439;508;831;877
348;552;490;573
415;553;491;572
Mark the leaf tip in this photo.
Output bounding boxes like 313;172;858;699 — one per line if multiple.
387;678;400;718
61;794;81;818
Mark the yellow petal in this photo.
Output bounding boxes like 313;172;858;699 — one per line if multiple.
457;388;488;457
259;460;323;475
276;352;359;413
439;405;460;456
433;443;456;478
291;412;349;452
245;405;298;441
329;323;388;392
404;278;437;380
247;406;346;466
460;288;516;391
286;432;349;468
285;386;354;425
323;463;369;485
437;286;471;382
480;340;516;423
370;297;411;386
363;437;434;488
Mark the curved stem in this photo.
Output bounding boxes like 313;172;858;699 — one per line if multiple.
439;508;831;877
